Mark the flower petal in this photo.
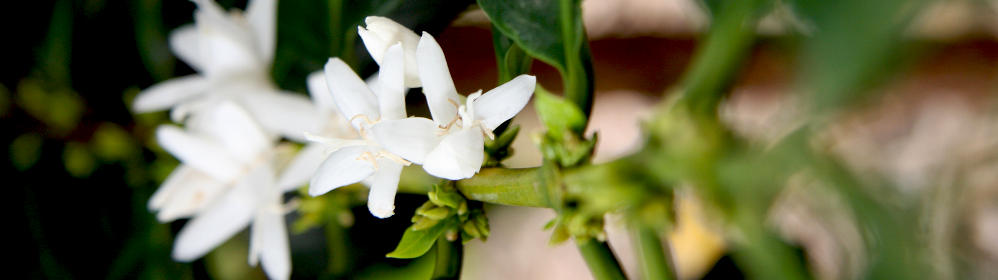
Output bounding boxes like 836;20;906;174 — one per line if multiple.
169;25;203;71
416;32;461;127
172;179;256;262
358;16;421;87
149;165;229;222
376;43;407;120
367;160;403;218
244;0;276;63
238;90;319;143
324;58;379;128
370;118;440;164
276;143;325;191
249;205;291;280
204;102;272;162
422;128;484;180
307;71;338;114
133;75;209;113
309;146;376;196
473;75;536;131
157;125;242;182
194;0;263;78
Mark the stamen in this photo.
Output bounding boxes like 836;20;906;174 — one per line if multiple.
356;152;379;169
479;122;495;140
377;151;412;166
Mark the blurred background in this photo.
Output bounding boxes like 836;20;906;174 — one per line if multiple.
9;0;998;279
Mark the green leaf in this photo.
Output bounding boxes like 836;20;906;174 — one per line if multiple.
478;0;593;117
491;26;532;83
534;86;586;139
387;218;457;259
787;0;927;112
272;0;474;91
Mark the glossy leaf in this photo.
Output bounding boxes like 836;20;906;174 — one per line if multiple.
478;0;593;117
386;218;456;259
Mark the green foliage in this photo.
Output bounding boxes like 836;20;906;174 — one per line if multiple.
478;0;593;117
390;183;489;259
63;142;96;178
788;0;928;112
387;217;456;259
11;133;44;171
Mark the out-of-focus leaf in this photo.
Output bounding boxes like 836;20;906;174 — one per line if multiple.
63;142;96;178
355;246;436;280
133;0;174;81
272;0;473;91
92;123;139;161
11;133;44;171
16;78;84;135
788;0;927;112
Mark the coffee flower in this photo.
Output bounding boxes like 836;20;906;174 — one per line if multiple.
150;102;292;280
132;0;317;142
371;33;536;180
358;16;422;88
308;43;411;218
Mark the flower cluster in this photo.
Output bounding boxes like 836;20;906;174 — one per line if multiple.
136;2;534;279
307;17;536;217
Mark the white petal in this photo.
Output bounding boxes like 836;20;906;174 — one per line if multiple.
309;146;376;196
156;125;242;181
473;75;536;131
324;58;379;128
416;32;461;127
422;128;484;180
367;160;403;218
370;118;440;164
194;0;263;78
172;179;256;261
307;71;337;113
133;75;209;112
276;143;325;191
249;206;291;280
169;25;203;71
238;90;320;143
204;102;272;162
244;0;276;63
358;16;421;87
150;165;229;222
376;43;407;120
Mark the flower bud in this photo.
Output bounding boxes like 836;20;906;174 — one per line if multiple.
358;16;421;87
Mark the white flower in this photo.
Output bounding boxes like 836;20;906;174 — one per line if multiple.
132;0;318;142
370;33;536;180
149;102;292;280
358;16;422;88
275;72;358;190
308;43;411;218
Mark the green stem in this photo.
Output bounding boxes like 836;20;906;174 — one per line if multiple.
577;239;627;280
431;237;463;279
559;0;593;119
455;168;548;207
324;213;351;275
633;226;675;280
676;0;762;117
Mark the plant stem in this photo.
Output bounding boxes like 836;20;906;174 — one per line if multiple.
455;168;549;207
431;237;463;279
559;0;593;119
676;0;762;117
577;238;627;280
633;225;675;280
